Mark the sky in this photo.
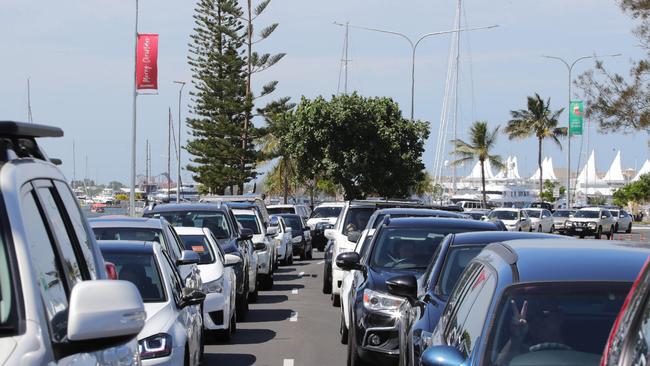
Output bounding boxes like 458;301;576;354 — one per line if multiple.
0;0;646;185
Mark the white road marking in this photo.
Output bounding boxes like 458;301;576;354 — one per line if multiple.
299;271;305;277
283;359;295;366
318;260;324;264
290;311;298;322
292;288;299;295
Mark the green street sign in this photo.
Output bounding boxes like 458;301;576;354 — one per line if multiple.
569;100;583;135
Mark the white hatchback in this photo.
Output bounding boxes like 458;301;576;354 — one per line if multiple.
100;241;205;365
175;227;239;341
523;208;555;232
487;208;532;231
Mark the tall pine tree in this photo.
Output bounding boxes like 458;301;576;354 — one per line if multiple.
186;0;257;194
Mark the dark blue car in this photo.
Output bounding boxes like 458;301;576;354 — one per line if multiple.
397;231;566;365
413;239;650;366
337;217;499;365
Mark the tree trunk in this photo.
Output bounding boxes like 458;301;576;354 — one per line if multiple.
240;0;253;186
481;159;487;209
538;138;543;201
309;176;315;210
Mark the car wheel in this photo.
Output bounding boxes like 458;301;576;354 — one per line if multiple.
550;225;555;233
184;345;190;366
288;252;294;265
323;265;332;294
537;225;542;232
236;294;247;321
627;223;633;233
340;310;348;344
198;328;205;362
609;226;615;240
261;274;273;291
332;293;340;307
518;227;522;232
614;224;619;233
347;323;363;366
595;226;602;239
307;246;313;260
249;287;258;303
300;249;306;260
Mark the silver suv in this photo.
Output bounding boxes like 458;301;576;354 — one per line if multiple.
0;122;145;365
565;207;617;239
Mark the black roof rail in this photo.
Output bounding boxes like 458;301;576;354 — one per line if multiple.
0;121;63;138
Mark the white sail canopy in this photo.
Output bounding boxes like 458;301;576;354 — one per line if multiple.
633;159;650;181
493;156;509;180
530;157;557;181
465;160;494;181
603;150;625;183
484;159;495;180
510;157;522;180
576;150;605;188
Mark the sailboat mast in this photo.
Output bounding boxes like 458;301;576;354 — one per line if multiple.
451;0;462;193
72;140;76;189
168;108;172;201
27;78;33;123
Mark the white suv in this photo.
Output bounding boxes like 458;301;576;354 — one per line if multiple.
565;207;617;239
0;122;145;365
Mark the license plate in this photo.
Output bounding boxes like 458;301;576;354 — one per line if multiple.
575;228;583;231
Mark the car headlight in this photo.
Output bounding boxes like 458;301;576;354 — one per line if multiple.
139;333;172;359
275;239;282;248
363;289;405;314
565;221;573;227
203;276;224;293
292;236;302;244
588;222;597;229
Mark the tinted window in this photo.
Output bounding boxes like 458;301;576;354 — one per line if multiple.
343;207;375;236
436;246;484;297
487;282;630;366
0;215;14;327
37;186;85;286
489;211;518;221
283;216;303;235
54;181;98;278
21;190;69;342
370;228;450;270
574;210;600;219
457;268;496;357
177;234;215;264
524;210;541;218
102;251;165;302
236;214;261;234
553;210;574;218
159;250;183;304
152;211;231;239
268;207;296;215
311;206;342;219
622;288;650;365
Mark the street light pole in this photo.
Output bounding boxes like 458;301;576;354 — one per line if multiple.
129;0;139;216
174;80;186;203
333;22;498;120
542;53;621;209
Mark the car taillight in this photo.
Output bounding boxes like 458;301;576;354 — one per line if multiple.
105;262;118;280
601;257;650;366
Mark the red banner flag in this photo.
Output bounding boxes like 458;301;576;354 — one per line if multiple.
136;34;159;90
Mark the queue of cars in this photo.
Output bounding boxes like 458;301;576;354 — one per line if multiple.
318;196;650;366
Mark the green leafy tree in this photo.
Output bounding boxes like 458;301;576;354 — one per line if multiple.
186;0;256;194
577;1;650;134
613;173;650;207
451;121;505;208
505;94;566;195
539;179;566;202
290;93;429;199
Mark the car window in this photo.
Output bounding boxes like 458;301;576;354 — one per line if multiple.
268;207;296;215
441;262;481;340
235;214;261;234
36;184;86;285
0;211;15;329
436;246;485;298
54;181;98;278
621;288;650;365
207;231;226;262
343;207;375;236
166;225;186;261
311;206;342;219
153;211;232;239
93;226;172;255
159;250;183;305
102;250;166;302
21;188;69;343
423;235;449;290
177;234;215;264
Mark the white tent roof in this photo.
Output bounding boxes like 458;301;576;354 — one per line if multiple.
603;150;625;183
465;160;495;181
529;157;557;181
510;157;522;180
576;150;606;188
633;159;650;181
493;156;508;180
484;160;495;180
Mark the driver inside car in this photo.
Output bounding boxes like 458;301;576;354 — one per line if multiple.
495;299;567;366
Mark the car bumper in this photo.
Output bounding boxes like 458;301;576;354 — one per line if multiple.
332;267;344;295
277;244;287;259
566;227;597;235
256;250;271;274
203;292;230;330
354;308;400;361
142;346;184;365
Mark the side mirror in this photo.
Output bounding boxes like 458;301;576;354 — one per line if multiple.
239;228;254;241
336;251;363;271
324;228;336;240
266;226;278;236
177;250;200;265
180;287;206;308
420;345;465;366
347;231;362;243
67;280;145;344
386;275;418;306
253;242;267;251
224;253;242;267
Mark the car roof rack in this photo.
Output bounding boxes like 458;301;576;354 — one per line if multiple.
0;121;62;164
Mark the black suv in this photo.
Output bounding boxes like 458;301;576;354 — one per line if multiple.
143;202;255;319
337;217;498;365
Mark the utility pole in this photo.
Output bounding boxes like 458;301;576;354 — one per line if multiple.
129;0;139;216
173;81;186;203
167;108;172;202
451;0;462;193
72;140;76;189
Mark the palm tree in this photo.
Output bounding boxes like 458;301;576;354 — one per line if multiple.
451;121;505;208
506;93;566;197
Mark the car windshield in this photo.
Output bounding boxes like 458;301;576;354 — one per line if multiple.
0;224;14;327
553;210;574;218
436;246;484;298
468;212;486;220
268;207;295;215
343;207;375;236
524;210;541;218
282;216;303;235
370;227;469;270
101;251;166;303
489;211;518;221
609;210;619;217
486;282;630;366
152;211;231;239
574;210;600;219
311;206;342;219
235;214;261;234
177;234;215;264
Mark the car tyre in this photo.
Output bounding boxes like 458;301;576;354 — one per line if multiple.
347;323;364;366
550;225;555;233
340;311;348;344
627;223;633;233
609;226;615;240
332;293;340;307
300;248;306;260
323;265;332;294
537;225;542;232
249;287;258;303
184;345;190;366
236;294;247;321
595;226;602;239
614;223;619;233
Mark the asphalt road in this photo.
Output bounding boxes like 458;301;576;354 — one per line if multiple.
204;251;346;366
